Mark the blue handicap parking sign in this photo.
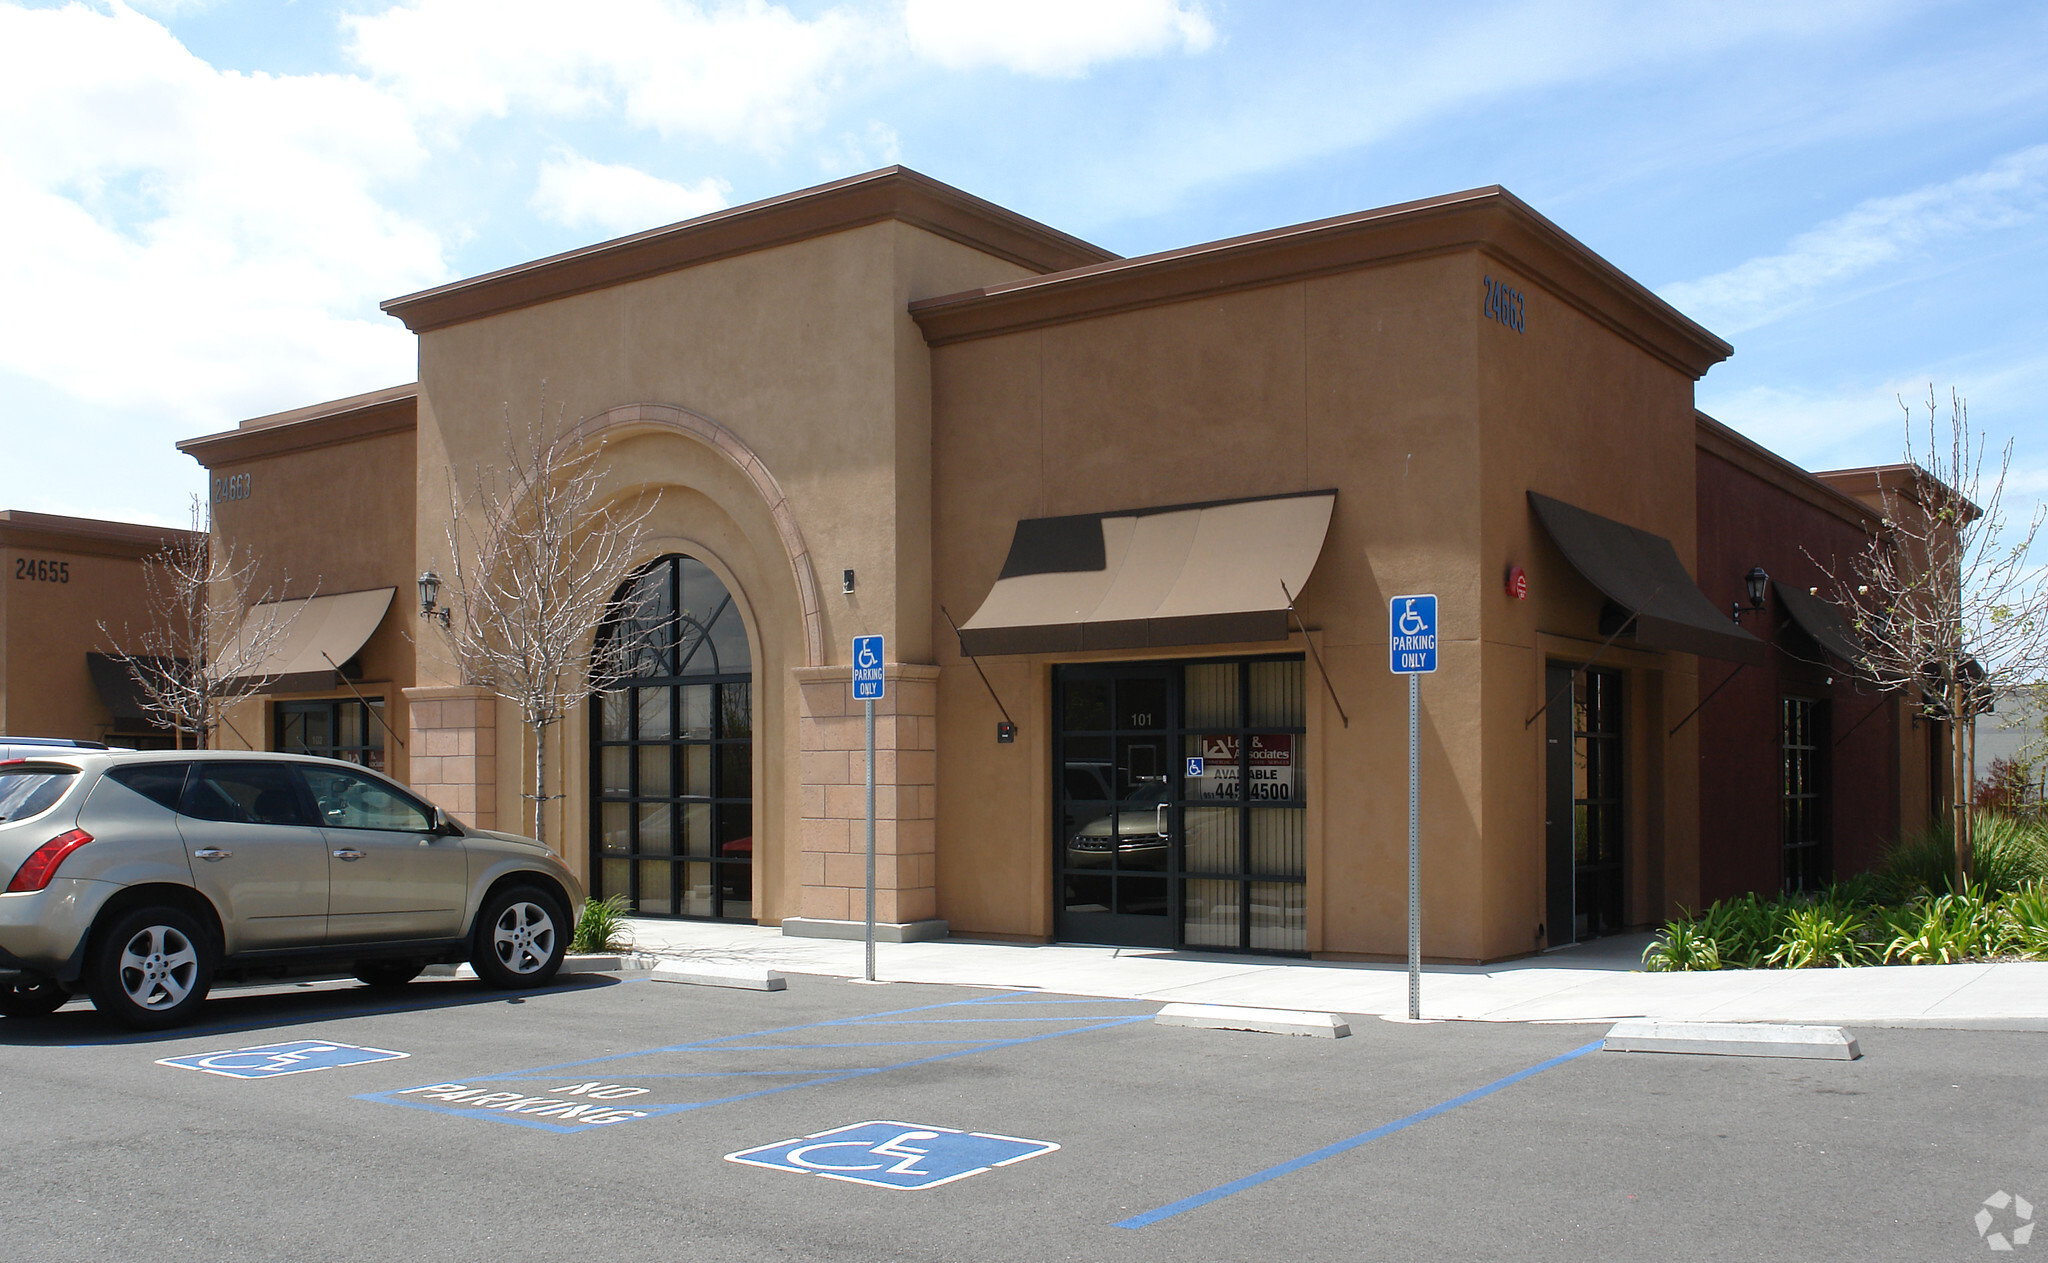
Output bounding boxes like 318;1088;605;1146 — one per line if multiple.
158;1040;409;1080
1388;594;1439;674
851;634;885;700
1186;756;1204;777
725;1120;1058;1190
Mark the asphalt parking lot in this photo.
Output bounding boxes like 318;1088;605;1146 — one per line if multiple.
1;973;2043;1262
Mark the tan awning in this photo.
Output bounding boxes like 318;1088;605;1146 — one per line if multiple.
958;492;1336;656
1773;582;1864;665
214;588;395;693
1529;492;1765;666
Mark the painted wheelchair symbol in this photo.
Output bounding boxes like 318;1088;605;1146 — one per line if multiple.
726;1120;1059;1190
856;640;881;669
1397;600;1428;636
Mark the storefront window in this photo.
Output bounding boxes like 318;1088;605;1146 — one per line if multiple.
591;556;753;921
1782;696;1827;892
275;698;385;771
1054;655;1307;955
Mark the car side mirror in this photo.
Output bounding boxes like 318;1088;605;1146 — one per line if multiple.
430;806;463;837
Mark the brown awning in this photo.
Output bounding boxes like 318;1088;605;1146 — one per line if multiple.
1773;582;1864;665
86;653;174;727
214;588;395;694
958;492;1337;656
1529;492;1765;666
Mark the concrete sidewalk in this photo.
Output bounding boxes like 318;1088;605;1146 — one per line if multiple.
620;919;2048;1029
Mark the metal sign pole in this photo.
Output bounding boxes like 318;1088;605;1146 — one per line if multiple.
1388;593;1435;1024
865;696;877;983
850;633;885;984
1408;670;1420;1020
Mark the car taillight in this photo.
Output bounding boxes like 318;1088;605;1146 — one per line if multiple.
6;829;93;893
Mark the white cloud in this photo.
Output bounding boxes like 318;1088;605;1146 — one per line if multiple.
532;151;731;235
903;0;1215;76
0;2;443;426
1660;144;2048;335
344;0;876;151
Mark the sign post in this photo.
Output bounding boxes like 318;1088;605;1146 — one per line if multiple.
851;635;885;982
1388;595;1438;1020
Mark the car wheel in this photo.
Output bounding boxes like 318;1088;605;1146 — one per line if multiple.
0;979;69;1018
470;886;567;988
353;961;425;989
86;906;214;1030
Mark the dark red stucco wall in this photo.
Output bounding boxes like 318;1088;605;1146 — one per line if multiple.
1695;447;1901;903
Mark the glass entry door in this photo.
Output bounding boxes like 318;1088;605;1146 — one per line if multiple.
1053;658;1309;953
1056;666;1175;948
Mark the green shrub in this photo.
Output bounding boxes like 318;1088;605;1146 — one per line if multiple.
1997;882;2048;959
1879;814;2048;899
1643;918;1722;971
1881;886;2003;964
1766;904;1871;968
570;893;635;954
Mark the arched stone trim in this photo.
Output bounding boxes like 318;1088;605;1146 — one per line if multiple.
565;403;826;667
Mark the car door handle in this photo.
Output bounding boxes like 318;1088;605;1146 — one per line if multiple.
332;848;365;861
193;847;231;862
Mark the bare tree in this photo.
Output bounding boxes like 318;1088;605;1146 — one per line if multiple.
430;400;660;844
1822;387;2048;889
98;495;308;748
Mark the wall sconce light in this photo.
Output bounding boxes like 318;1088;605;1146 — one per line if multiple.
418;569;450;627
1732;566;1768;622
843;568;856;594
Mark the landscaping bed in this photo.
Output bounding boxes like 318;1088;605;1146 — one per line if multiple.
1644;815;2048;970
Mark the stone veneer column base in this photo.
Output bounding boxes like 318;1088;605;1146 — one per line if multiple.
792;661;939;927
402;684;498;830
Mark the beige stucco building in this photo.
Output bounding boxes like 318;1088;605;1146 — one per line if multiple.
171;168;1942;963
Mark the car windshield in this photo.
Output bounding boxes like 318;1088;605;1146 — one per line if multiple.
0;769;75;822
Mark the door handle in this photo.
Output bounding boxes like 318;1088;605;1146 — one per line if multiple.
1155;803;1170;837
332;848;365;862
192;847;231;862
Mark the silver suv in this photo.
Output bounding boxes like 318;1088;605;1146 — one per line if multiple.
0;750;584;1028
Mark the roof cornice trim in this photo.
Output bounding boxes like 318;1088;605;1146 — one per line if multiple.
909;187;1733;379
381;167;1115;334
178;385;417;468
0;511;202;560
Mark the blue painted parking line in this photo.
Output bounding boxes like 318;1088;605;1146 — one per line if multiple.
358;992;1156;1135
1116;1038;1606;1229
726;1120;1059;1190
159;1039;409;1079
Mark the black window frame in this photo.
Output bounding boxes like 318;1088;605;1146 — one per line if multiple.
1782;695;1830;893
274;697;387;772
590;555;755;922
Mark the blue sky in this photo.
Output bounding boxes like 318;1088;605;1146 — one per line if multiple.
3;0;2045;526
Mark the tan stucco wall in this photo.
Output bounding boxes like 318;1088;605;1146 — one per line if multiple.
930;249;1710;961
412;220;1036;906
1;538;166;741
190;426;418;778
930;255;1501;954
1474;255;1707;959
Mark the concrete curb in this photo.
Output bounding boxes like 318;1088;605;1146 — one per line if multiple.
422;953;657;980
650;960;788;991
1604;1019;1861;1060
1155;1002;1350;1038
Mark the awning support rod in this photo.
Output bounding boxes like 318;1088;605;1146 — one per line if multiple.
322;650;408;750
1523;590;1659;729
1832;689;1894;748
940;606;1017;733
1280;580;1349;728
1667;661;1746;737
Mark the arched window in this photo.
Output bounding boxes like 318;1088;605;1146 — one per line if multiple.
592;556;753;920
